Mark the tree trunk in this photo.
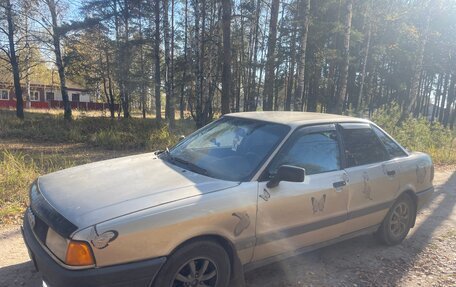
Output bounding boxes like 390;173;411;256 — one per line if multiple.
180;0;188;119
47;0;71;120
262;0;280;111
104;48;115;118
285;21;297;111
163;0;174;125
444;74;455;127
334;0;353;114
153;0;162;120
221;0;232;115
432;73;443;122
439;73;450;123
5;0;23;119
294;0;311;111
403;0;431;119
357;9;372;111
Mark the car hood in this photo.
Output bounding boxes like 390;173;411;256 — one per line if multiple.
37;153;239;228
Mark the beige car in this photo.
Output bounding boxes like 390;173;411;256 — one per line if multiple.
22;112;434;287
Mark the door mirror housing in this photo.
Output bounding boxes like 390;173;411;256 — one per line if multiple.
266;165;305;188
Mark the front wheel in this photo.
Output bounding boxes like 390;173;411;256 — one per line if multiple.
153;240;231;287
375;193;415;245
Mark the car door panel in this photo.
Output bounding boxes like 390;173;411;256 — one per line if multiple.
339;124;401;234
254;171;348;261
253;124;348;261
343;161;400;234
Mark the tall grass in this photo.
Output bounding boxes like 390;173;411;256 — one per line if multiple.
0;110;195;150
0;150;76;223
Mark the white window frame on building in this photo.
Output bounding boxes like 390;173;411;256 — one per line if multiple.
30;90;40;101
0;89;9;100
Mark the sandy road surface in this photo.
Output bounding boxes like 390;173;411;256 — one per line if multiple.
1;167;455;287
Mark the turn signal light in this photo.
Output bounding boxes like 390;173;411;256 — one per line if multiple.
65;241;95;266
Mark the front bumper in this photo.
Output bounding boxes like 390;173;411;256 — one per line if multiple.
22;212;166;287
416;186;434;210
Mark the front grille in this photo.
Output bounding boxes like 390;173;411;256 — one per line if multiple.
32;211;49;244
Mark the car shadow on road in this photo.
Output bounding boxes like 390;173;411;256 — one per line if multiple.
0;261;41;287
245;171;456;287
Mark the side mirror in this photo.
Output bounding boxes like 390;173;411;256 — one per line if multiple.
179;135;186;141
266;165;305;188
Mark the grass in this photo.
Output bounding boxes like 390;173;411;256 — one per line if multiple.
0;109;196;224
371;105;456;165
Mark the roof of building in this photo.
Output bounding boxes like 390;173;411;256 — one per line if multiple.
225;111;369;127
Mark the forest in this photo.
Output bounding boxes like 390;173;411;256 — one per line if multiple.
1;0;456;129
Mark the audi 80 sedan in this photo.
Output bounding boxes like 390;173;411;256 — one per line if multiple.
22;112;434;287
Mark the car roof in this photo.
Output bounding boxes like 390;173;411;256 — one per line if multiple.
225;111;370;127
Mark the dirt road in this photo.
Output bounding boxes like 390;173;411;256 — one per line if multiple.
1;167;455;287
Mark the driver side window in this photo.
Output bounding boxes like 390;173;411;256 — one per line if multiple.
267;128;341;177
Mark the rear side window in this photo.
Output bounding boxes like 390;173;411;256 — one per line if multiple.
340;127;389;167
267;129;341;176
371;126;407;158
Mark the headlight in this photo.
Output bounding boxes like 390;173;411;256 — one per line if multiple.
28;182;37;207
46;228;95;266
46;228;68;261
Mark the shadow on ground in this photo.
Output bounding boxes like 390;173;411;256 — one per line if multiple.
0;262;40;287
1;170;454;287
245;170;456;286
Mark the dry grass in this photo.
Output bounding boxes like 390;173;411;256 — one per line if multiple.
0;109;196;224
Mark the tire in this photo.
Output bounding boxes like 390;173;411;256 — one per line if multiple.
153;240;231;287
375;193;416;246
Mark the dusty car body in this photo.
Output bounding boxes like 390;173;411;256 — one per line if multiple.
22;112;434;287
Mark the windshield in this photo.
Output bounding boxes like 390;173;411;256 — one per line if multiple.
166;117;290;181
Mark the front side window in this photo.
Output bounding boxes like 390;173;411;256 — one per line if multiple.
0;90;8;100
340;126;389;167
372;126;407;158
266;128;341;177
167;117;290;181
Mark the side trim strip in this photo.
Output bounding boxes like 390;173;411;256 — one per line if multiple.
236;187;432;252
257;213;347;245
416;187;433;196
253;200;391;247
244;224;380;272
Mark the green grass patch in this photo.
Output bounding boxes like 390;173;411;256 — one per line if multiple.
0;110;196;150
371;105;456;165
0;150;77;223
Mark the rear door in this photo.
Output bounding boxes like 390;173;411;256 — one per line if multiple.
253;124;349;261
338;123;400;234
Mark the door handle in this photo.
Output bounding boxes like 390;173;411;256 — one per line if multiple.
333;181;346;188
387;170;396;176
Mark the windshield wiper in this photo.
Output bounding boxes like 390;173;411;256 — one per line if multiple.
165;153;208;176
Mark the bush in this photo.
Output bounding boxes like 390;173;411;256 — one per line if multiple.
372;105;456;164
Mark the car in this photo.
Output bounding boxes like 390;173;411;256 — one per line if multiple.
22;111;434;287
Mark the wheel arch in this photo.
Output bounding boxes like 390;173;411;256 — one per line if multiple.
163;234;245;286
399;189;418;227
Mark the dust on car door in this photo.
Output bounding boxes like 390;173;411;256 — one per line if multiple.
338;123;400;234
254;124;349;261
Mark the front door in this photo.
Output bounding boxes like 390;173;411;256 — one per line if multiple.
254;124;349;261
